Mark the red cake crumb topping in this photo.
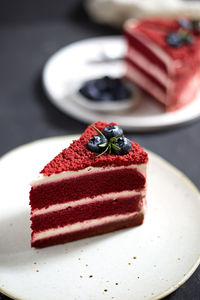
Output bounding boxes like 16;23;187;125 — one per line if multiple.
127;18;200;62
41;121;148;176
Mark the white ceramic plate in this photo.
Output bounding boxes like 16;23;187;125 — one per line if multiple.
42;36;200;131
0;136;200;300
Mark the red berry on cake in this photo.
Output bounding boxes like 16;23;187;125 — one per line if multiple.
29;121;148;248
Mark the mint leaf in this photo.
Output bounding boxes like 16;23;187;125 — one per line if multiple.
90;125;106;138
112;144;121;151
96;146;109;158
99;143;108;148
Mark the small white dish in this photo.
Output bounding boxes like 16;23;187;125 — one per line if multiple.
0;136;200;300
42;36;200;131
73;79;140;113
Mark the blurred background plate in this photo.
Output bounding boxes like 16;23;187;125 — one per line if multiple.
42;36;200;131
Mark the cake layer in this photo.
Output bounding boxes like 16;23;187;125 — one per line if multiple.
30;166;146;210
31;210;145;248
32;164;146;186
126;47;168;88
31;193;144;232
125;24;171;73
126;63;167;104
126;57;167;92
32;190;144;216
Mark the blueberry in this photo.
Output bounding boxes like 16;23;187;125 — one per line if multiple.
178;18;192;30
115;86;132;100
191;20;200;35
95;77;108;90
112;137;132;155
102;125;123;139
88;135;108;153
79;83;100;101
166;32;183;47
79;76;133;102
100;92;114;101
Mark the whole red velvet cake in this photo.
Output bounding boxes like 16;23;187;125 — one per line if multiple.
124;18;200;111
30;121;148;248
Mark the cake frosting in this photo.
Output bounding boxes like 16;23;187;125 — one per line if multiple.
30;121;148;248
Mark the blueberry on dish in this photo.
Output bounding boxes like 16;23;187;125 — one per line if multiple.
79;76;132;102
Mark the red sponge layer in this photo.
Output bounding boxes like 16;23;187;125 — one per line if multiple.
30;167;146;210
31;194;143;232
125;29;167;71
31;212;144;248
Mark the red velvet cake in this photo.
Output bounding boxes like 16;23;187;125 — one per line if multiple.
124;18;200;111
30;121;148;248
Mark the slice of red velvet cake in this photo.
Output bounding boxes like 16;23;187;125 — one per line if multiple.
30;121;148;248
124;18;200;111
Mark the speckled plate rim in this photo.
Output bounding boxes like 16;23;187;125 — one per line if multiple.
0;136;200;300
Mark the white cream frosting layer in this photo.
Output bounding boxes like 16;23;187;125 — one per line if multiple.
127;64;167;104
32;189;145;217
127;47;169;87
32;208;145;242
31;164;147;186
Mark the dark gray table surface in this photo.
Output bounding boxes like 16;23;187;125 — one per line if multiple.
0;0;200;299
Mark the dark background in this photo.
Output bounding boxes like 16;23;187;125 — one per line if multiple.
0;0;200;299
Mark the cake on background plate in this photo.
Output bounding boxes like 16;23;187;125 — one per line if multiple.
30;121;148;248
124;17;200;111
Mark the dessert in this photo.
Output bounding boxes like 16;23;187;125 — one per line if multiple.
124;18;200;111
30;121;148;248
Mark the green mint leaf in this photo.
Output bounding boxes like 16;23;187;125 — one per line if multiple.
110;137;117;143
114;134;122;139
111;143;121;151
179;31;190;42
99;143;108;148
90;125;106;138
110;134;122;143
96;146;109;158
